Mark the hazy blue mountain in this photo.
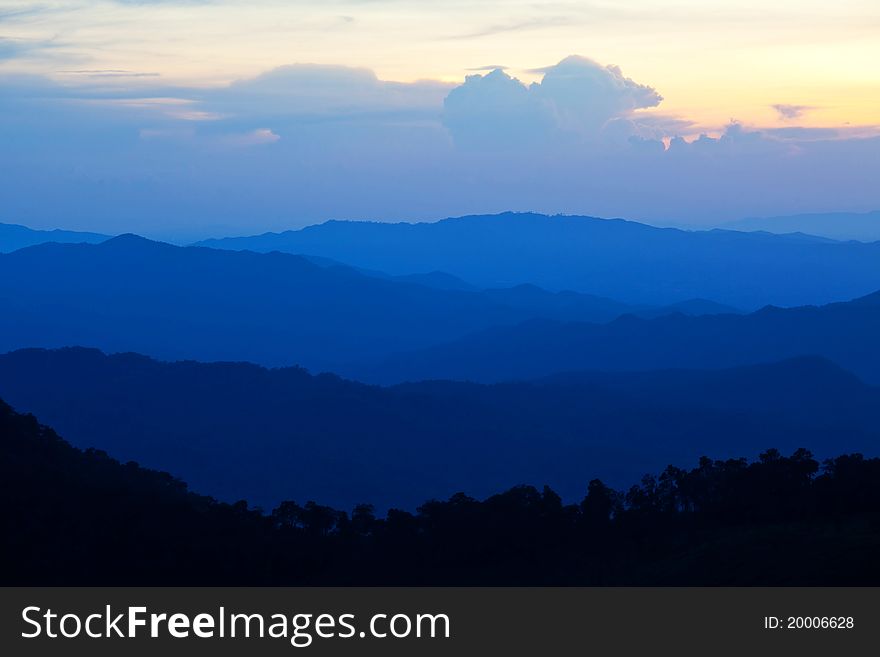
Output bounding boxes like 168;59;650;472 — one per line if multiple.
1;348;877;510
300;253;478;290
301;253;741;317
391;270;477;291
355;290;880;384
0;221;109;253
0;235;737;370
0;235;530;370
480;284;633;320
629;297;740;318
300;254;736;317
726;211;880;243
194;212;880;308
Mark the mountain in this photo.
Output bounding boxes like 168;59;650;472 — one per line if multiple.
0;221;109;253
7;397;880;585
356;290;880;384
194;212;880;308
300;253;479;291
392;270;477;291
726;211;880;243
300;255;739;319
0;235;735;370
0;235;545;370
1;348;878;510
478;284;737;323
0;397;277;584
634;298;739;317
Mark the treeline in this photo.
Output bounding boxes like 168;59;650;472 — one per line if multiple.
3;398;879;585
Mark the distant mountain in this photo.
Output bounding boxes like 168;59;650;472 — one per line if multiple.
390;270;477;291
194;212;880;308
480;284;634;320
0;235;735;370
1;348;877;510
356;290;880;385
726;211;880;243
630;297;740;318
0;235;545;370
481;287;740;321
300;254;740;318
0;221;109;253
299;253;479;291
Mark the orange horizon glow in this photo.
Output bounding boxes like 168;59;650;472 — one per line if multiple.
0;0;878;134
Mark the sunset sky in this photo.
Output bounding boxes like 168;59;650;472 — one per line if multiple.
2;0;879;238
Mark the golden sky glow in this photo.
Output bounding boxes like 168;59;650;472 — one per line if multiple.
1;0;878;131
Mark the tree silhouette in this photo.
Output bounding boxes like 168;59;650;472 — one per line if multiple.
3;397;880;586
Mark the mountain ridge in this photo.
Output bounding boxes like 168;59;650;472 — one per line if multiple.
2;346;877;509
349;289;880;384
193;211;880;308
6;395;880;586
725;210;880;243
0;221;110;253
0;235;741;369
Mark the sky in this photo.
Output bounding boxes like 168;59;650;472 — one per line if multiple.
1;0;879;239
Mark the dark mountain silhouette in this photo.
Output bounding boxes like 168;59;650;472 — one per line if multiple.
4;398;880;585
0;397;276;584
2;347;878;510
358;290;880;384
726;210;880;243
194;212;880;308
0;221;109;252
0;235;737;369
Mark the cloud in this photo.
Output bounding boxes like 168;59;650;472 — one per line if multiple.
0;36;53;60
466;64;508;72
445;16;572;40
72;96;223;122
622;114;696;138
0;5;55;23
772;104;813;120
110;0;215;4
58;69;161;78
2;58;879;238
443;56;663;147
137;125;279;148
533;56;662;130
442;68;552;148
764;126;839;141
213;64;451;122
205;128;281;148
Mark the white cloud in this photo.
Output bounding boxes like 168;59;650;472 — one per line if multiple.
2;58;879;237
442;68;550;148
219;127;280;147
532;56;662;130
214;64;451;120
443;56;663;147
